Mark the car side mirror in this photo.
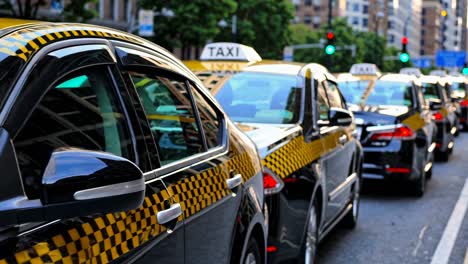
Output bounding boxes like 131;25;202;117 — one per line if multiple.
0;128;145;225
329;107;353;127
428;99;442;110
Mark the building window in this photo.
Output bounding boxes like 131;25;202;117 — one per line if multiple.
313;16;321;24
304;15;312;24
305;0;312;6
421;29;425;36
352;3;359;11
352;16;359;25
363;18;368;27
363;5;368;14
421;39;425;46
420;49;425;55
388;21;394;29
422;18;426;25
389;34;395;43
422;8;426;15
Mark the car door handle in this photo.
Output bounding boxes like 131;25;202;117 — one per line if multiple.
339;135;347;144
157;203;182;225
226;174;243;189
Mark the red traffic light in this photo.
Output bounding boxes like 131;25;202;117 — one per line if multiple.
327;31;334;40
401;36;408;45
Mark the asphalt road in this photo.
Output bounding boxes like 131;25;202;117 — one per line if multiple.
317;133;468;264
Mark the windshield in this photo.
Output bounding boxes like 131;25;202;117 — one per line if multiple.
215;72;301;124
365;80;414;107
338;80;370;105
421;83;441;100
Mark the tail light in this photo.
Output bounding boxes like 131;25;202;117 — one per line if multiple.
386;167;411;174
460;99;468;107
432;112;444;121
263;170;284;195
370;125;415;141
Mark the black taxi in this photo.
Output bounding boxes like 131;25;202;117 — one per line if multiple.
419;75;457;161
185;43;363;263
0;19;267;263
445;74;467;131
338;65;435;196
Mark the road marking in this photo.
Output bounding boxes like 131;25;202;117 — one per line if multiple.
431;178;468;264
412;225;429;256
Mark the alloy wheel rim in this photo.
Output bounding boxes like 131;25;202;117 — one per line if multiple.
244;252;256;264
305;205;317;264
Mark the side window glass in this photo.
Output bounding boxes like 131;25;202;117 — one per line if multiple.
129;73;203;165
14;67;134;198
326;80;344;108
317;82;330;120
189;83;222;149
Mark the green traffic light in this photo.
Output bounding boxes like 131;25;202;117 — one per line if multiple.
400;52;410;63
463;68;468;75
325;45;335;55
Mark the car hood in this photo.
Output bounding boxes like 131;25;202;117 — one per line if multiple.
236;123;301;159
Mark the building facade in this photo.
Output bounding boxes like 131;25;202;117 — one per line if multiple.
421;0;443;55
292;0;347;28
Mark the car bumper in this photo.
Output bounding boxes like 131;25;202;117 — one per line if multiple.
362;140;417;181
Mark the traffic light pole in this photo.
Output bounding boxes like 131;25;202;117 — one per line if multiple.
327;0;333;69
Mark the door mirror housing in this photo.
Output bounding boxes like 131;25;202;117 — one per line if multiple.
0;129;145;226
329;107;353;127
428;99;442;110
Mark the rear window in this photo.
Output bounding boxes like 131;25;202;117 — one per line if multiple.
452;82;466;97
366;81;414;107
338;80;370;105
421;83;441;100
215;72;301;124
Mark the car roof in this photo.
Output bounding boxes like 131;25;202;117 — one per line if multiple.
379;74;421;86
419;75;442;84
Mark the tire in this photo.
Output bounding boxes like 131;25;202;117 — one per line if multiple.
342;176;360;229
412;169;426;197
242;237;261;264
300;200;319;264
437;150;450;162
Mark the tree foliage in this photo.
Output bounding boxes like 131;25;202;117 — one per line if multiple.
64;0;97;22
1;0;45;18
139;0;237;54
289;18;390;72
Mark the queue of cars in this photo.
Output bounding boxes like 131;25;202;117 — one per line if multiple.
0;18;466;264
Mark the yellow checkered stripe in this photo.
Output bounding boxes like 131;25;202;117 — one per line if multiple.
262;133;340;179
0;23;144;62
402;113;426;131
0;153;259;264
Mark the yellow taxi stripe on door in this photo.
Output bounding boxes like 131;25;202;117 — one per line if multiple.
262;133;340;179
402;113;426;131
0;152;260;264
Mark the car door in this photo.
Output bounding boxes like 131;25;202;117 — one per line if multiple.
315;80;342;224
326;79;357;219
117;44;246;263
3;43;182;263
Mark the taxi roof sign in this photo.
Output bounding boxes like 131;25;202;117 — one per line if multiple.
200;42;262;62
400;67;422;77
349;63;381;76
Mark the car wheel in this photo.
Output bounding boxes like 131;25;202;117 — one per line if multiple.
301;200;319;264
242;237;261;264
437;150;450;162
412;169;426;197
342;176;360;229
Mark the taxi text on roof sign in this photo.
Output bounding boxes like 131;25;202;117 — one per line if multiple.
200;42;262;62
349;63;381;76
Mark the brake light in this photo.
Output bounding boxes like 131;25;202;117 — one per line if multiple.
432;112;444;121
461;99;468;107
267;246;278;253
370;126;414;141
386;167;411;174
263;171;284;195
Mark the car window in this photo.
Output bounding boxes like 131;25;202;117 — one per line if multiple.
189;83;222;149
14;67;134;199
326;80;345;108
215;72;301;124
421;83;441;101
129;73;204;165
366;81;414;107
317;82;330;121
